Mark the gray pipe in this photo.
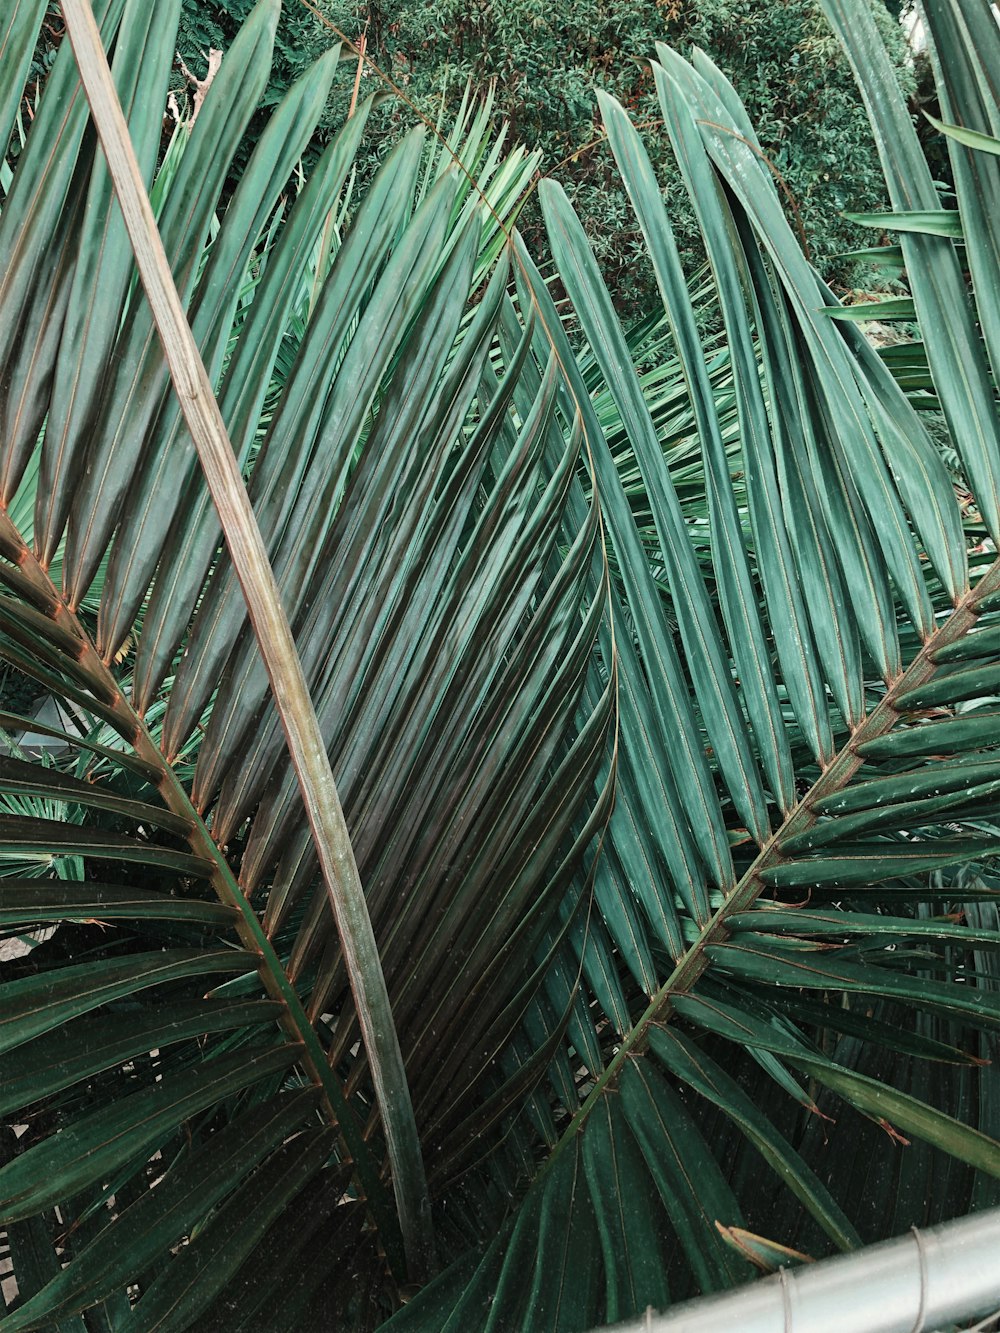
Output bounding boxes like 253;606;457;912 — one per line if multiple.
603;1208;1000;1333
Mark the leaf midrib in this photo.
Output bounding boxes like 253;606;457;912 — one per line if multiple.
0;519;404;1274
551;552;1000;1165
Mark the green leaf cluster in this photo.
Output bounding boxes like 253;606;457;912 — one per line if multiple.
176;0;912;317
2;0;1000;1329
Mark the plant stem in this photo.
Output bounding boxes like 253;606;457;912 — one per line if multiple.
555;554;1000;1156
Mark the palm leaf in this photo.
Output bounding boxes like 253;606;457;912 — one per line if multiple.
0;1;607;1325
390;14;1000;1328
822;0;1000;540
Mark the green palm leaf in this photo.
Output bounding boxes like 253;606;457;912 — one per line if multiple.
0;1;606;1324
391;10;1000;1327
822;0;1000;540
5;0;1000;1327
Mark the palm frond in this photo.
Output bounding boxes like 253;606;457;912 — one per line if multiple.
0;1;608;1325
390;7;1000;1326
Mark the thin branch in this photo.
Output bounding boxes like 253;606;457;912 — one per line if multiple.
347;20;368;120
176;48;222;123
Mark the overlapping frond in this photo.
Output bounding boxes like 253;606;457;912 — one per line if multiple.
0;1;611;1326
390;4;1000;1326
4;0;1000;1327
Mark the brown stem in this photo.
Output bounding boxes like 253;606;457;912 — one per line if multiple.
553;553;1000;1155
0;510;405;1274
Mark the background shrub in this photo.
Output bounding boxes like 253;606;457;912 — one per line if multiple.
177;0;914;316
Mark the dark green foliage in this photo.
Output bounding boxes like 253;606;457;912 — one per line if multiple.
176;0;337;109
25;4;63;90
386;0;913;306
0;667;45;717
178;0;913;316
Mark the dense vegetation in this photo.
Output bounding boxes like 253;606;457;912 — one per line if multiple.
177;0;913;312
2;0;999;1330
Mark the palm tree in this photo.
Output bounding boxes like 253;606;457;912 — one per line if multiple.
1;0;999;1329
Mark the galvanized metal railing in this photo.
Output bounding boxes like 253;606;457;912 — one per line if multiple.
604;1208;1000;1333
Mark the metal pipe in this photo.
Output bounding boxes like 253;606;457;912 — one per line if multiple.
605;1208;1000;1333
